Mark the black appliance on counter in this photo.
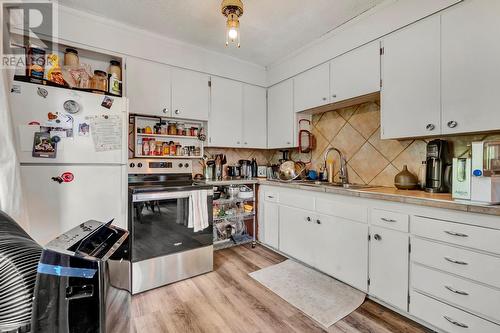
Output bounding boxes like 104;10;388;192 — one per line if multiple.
425;139;452;193
128;159;214;294
31;220;130;333
0;210;42;333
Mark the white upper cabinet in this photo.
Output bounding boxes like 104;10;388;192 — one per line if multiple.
330;41;380;103
209;76;243;147
268;79;295;149
441;0;500;134
380;16;441;139
242;84;267;149
126;57;171;117
171;68;210;121
293;62;330;112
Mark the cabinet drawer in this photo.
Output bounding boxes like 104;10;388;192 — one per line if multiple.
412;216;500;254
411;237;500;289
279;190;315;211
412;264;500;323
371;209;408;232
410;291;500;333
316;197;367;223
263;191;279;202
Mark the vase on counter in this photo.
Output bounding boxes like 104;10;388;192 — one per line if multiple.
394;165;418;190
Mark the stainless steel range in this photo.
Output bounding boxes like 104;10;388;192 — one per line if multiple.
128;159;213;294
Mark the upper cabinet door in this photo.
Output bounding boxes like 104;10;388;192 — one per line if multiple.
171;68;210;121
380;16;441;139
330;41;380;103
209;77;243;147
268;79;294;149
242;84;267;149
442;0;500;135
293;62;330;112
126;57;171;117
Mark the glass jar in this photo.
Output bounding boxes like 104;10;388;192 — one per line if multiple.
169;142;176;156
177;123;185;136
168;122;177;136
90;70;108;91
64;48;79;66
176;144;182;156
162;142;170;156
108;60;121;95
155;141;162;156
194;146;201;156
149;140;156;156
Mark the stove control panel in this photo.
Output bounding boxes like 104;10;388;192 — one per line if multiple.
128;159;192;174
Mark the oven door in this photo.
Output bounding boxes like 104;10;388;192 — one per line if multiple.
129;190;213;263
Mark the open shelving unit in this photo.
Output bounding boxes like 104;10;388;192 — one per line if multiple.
132;115;205;159
212;183;257;251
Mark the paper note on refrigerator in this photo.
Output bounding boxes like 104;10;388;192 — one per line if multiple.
85;115;122;152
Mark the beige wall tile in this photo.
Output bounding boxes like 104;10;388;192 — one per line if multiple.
347;103;380;139
337;105;358;121
368;128;412;161
369;164;399;187
330;123;366;160
349;142;390;183
314;111;346;142
391;140;427;176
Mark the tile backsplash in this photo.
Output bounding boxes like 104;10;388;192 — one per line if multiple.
284;101;500;187
154;101;499;187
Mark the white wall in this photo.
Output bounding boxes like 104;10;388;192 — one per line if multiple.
266;0;463;86
55;5;267;87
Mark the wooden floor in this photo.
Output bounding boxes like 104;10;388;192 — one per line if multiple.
132;244;431;333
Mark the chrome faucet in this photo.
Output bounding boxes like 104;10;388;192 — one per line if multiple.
323;147;349;184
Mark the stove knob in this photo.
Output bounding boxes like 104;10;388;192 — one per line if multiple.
137;163;143;168
184;163;189;168
178;163;183;168
129;163;135;168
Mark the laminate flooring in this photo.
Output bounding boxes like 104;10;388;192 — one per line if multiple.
132;244;431;333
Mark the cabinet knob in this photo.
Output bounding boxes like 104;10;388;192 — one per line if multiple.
322;97;327;101
447;120;458;128
174;109;180;115
374;234;382;241
316;219;321;225
237;141;240;144
162;108;168;114
286;141;291;145
426;123;435;131
244;142;247;145
332;94;337;98
306;217;311;222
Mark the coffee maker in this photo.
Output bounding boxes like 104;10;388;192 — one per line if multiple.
425;139;452;193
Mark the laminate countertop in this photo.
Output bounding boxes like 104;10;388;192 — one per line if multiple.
259;179;500;217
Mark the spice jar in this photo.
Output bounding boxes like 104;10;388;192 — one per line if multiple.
169;141;176;156
90;70;108;91
108;60;122;95
177;123;185;136
194;147;201;156
64;48;79;66
176;144;182;156
142;138;150;156
149;140;156;156
155;141;162;156
168;122;177;136
162;142;170;156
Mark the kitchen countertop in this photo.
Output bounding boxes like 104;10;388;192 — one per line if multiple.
259;179;500;217
197;179;260;186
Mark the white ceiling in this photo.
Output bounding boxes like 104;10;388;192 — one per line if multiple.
57;0;386;67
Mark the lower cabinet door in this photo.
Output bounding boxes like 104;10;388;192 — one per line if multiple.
369;226;409;310
279;206;315;265
315;214;369;292
263;201;279;249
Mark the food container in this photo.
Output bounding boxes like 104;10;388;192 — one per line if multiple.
90;70;108;91
155;141;162;156
149;140;156;156
176;144;182;156
177;123;185;136
238;185;254;199
169;142;176;156
227;186;240;200
108;60;121;95
168;122;177;135
63;48;79;66
26;47;46;79
142;138;150;156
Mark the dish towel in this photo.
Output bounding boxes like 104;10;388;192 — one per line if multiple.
188;190;209;232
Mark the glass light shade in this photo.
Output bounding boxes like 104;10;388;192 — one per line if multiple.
225;14;240;47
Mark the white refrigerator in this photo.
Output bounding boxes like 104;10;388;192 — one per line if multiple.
9;81;127;245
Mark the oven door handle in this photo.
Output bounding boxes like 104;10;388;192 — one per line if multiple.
133;190;213;202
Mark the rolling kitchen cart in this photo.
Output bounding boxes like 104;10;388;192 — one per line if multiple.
210;180;257;251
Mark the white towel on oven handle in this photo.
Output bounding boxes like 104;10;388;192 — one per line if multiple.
188;190;209;232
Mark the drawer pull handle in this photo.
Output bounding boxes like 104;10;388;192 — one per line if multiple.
443;315;469;328
267;196;274;199
381;218;397;223
444;230;469;238
445;285;469;296
444;257;468;265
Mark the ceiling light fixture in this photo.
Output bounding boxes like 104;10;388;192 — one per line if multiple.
221;0;243;48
